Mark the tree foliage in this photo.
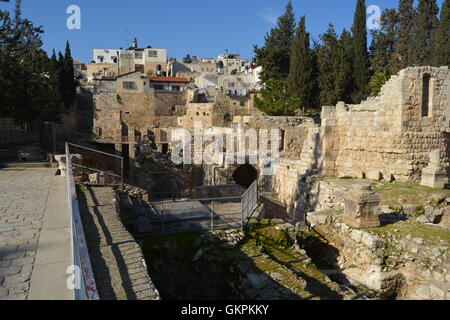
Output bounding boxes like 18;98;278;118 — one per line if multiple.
0;0;76;124
287;16;318;112
413;0;439;66
253;1;296;82
432;0;450;66
254;79;301;116
317;25;353;106
351;0;371;103
369;71;391;96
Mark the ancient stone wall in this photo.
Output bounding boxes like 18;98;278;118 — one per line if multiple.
93;91;186;141
227;68;449;211
322;67;450;183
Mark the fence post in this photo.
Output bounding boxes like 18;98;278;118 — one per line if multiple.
161;203;165;234
120;157;124;186
211;201;215;232
241;197;244;230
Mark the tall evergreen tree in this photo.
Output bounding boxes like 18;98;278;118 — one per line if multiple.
0;0;65;124
413;0;439;65
432;0;450;66
351;0;371;103
370;9;398;74
336;29;355;104
287;16;317;112
317;24;341;106
254;79;301;116
254;1;296;81
394;0;415;71
60;41;77;112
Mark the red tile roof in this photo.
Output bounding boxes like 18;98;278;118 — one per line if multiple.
148;76;190;83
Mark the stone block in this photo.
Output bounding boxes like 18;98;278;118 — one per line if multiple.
343;184;381;229
367;171;382;181
420;167;448;189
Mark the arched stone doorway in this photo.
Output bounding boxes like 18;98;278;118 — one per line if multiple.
232;165;258;189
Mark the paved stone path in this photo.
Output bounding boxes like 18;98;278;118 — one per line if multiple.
78;186;160;300
0;168;54;300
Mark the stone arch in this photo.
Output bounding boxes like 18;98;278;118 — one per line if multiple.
232;164;258;189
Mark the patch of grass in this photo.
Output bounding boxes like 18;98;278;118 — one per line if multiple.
364;221;450;246
248;224;291;248
371;181;450;207
140;232;203;258
76;185;87;194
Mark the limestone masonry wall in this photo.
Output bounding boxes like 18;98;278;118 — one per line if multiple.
242;67;450;211
322;67;450;183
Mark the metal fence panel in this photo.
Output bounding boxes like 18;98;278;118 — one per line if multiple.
241;180;258;222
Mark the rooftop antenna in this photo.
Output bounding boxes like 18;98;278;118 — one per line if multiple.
122;29;132;50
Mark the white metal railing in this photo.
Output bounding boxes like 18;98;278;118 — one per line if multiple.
241;180;258;224
66;143;99;300
148;180;259;234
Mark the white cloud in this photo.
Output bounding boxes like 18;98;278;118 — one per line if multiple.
258;8;277;25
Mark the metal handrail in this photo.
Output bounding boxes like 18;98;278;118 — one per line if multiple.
66;143;99;300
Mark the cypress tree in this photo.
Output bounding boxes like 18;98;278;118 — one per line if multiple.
370;9;398;74
254;1;296;81
351;0;371;103
394;0;415;71
287;16;316;113
61;41;77;112
413;0;439;66
317;24;341;106
336;29;354;104
432;0;450;66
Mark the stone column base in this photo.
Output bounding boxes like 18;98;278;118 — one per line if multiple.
420;167;448;189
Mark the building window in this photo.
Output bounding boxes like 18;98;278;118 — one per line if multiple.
123;81;137;90
135;52;143;59
172;86;181;91
227;82;235;89
153;84;164;90
120;53;133;59
97;56;104;62
148;50;158;58
422;74;432;117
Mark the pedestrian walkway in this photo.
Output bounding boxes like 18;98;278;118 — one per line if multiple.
0;168;73;300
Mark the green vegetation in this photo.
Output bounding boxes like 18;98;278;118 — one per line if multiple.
140;222;341;300
253;1;296;82
370;180;450;207
0;0;77;125
316;25;353;106
432;0;450;66
351;0;371;102
254;79;301;116
365;221;450;246
254;0;449;116
369;71;390;96
413;0;440;66
287;16;318;113
140;232;202;258
371;0;448;75
76;185;87;194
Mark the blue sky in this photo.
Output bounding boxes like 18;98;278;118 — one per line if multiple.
1;0;445;63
